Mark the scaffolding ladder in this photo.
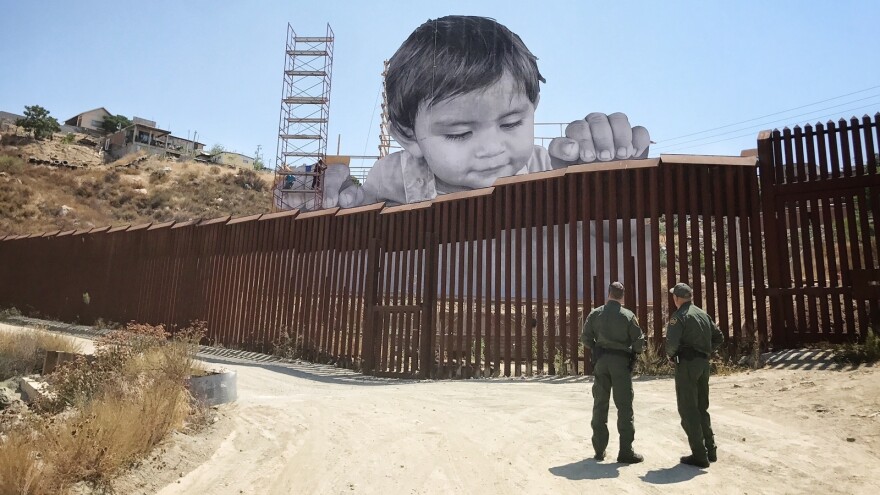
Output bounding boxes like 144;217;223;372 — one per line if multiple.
274;23;334;211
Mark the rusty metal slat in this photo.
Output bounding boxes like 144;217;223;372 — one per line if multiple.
493;186;503;376
400;212;413;372
484;195;497;376
443;202;455;375
793;127;819;336
581;174;595;370
361;237;379;373
412;210;426;374
284;217;303;345
421;230;439;379
465;199;476;373
621;169;634;306
608;171;619;283
850;116;878;325
675;166;688;286
699;167;717;324
804;124;831;333
687;167;702;308
664;165;677;318
249;219;271;349
325;215;344;359
214;222;236;346
572;174;596;374
289;217;308;346
437;203;450;376
838;120;867;337
529;182;553;374
862;114;880;320
458;199;471;375
319;215;337;356
524;182;543;376
297;217;317;352
827;122;857;337
556;177;568;374
712;165;730;341
815;123;843;339
231;220;254;347
545;179;557;376
336;216;353;360
567;176;579;375
636;169;653;333
456;201;466;375
594;172;607;323
272;216;293;349
513;187;524;376
476;194;488;376
758;129;785;346
735;168;756;343
343;214;360;361
241;220;264;350
307;217;325;353
745;165;768;348
235;219;259;348
356;212;374;362
724;167;742;347
647;168;665;346
225;221;248;347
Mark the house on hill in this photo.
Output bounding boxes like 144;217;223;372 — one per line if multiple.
64;107;113;134
212;151;255;169
104;119;205;161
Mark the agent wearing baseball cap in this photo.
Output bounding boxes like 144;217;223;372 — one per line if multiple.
666;282;725;468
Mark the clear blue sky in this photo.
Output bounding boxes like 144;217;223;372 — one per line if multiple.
2;1;879;169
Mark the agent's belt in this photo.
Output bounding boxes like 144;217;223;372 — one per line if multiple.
596;346;633;359
677;347;709;360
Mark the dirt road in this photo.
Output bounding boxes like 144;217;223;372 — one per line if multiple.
4;322;878;494
147;349;878;494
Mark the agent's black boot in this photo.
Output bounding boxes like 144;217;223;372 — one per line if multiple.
680;455;710;468
707;446;717;463
617;451;644;464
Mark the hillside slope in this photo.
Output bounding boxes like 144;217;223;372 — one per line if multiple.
0;131;273;236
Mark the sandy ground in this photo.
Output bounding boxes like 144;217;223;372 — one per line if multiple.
2;321;878;495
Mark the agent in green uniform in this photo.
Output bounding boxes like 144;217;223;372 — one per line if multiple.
666;282;725;468
581;281;645;464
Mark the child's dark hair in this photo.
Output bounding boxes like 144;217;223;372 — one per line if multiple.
386;15;545;138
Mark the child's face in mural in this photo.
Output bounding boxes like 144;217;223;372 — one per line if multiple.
404;72;537;189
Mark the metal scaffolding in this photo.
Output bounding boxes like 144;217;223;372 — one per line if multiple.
377;59;401;158
273;23;334;211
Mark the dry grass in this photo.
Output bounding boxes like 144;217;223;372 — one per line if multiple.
0;323;206;494
0;145;272;236
0;327;82;380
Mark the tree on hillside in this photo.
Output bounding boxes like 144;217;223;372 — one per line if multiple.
16;105;60;140
253;145;266;170
100;114;132;134
208;143;225;155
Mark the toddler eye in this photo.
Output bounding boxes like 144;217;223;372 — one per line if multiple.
444;131;471;141
501;120;524;130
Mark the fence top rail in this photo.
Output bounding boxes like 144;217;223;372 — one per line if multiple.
107;225;130;233
172;219;200;229
381;200;433;215
41;230;61;237
259;210;299;221
91;226;111;234
336;201;384;216
659;154;755;167
198;215;231;226
147;221;175;231
127;223;151;232
297;207;339;220
569;157;661;173
227;213;262;225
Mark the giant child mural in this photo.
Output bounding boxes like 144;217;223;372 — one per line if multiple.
315;15;655;302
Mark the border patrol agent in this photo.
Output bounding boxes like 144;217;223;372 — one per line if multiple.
666;282;725;468
581;281;645;464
